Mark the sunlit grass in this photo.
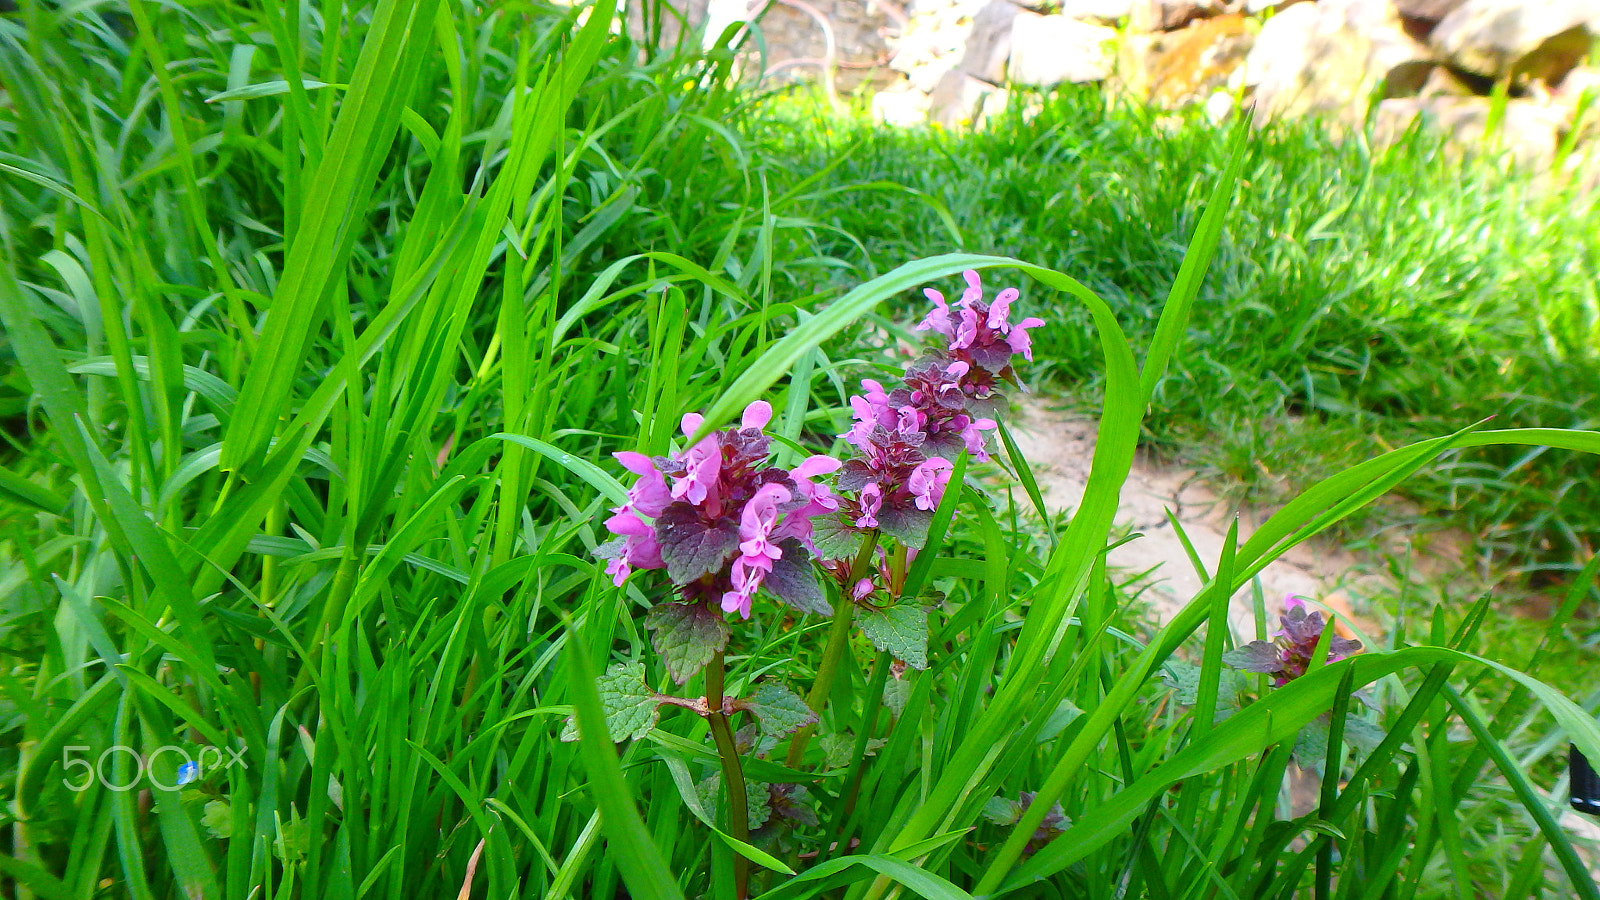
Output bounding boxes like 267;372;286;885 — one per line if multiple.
2;3;1599;899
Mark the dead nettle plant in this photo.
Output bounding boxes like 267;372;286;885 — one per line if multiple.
571;269;1042;897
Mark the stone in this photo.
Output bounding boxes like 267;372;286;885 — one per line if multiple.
1245;0;1434;129
1372;95;1565;169
1146;13;1254;106
929;69;1011;126
872;86;934;125
1393;0;1467;22
1057;0;1134;21
751;0;898;93
1113;31;1163;99
960;0;1024;83
1132;0;1228;32
1430;0;1600;84
1417;63;1488;97
1554;65;1600;146
1007;14;1118;86
1244;0;1307;12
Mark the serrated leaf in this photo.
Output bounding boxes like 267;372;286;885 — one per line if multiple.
741;682;818;739
983;796;1023;826
656;504;739;583
1222;641;1283;675
812;513;865;561
697;774;772;832
882;676;913;718
201;799;234;839
819;732;853;769
561;662;661;742
818;731;885;769
1162;662;1248;708
876;502;932;548
646;603;729;684
763;540;830;615
1341;714;1386;752
856;603;929;670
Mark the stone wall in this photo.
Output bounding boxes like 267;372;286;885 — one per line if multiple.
669;0;1600;178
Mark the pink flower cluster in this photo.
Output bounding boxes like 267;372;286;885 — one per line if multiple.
599;401;840;619
918;269;1045;375
1223;596;1363;686
832;270;1043;539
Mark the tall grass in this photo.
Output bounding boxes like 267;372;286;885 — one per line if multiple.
755;88;1600;583
2;4;1600;900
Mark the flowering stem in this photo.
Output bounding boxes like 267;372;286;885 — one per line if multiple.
785;530;881;769
705;650;750;899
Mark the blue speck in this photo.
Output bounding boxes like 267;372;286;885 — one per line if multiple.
176;761;199;786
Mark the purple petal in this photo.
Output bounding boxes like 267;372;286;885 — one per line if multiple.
987;288;1019;330
960;270;983;307
742;400;773;431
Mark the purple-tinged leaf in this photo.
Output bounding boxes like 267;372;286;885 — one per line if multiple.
763;540;831;616
1222;641;1284;674
655;503;739;584
876;502;932;548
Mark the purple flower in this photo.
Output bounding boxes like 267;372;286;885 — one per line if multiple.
855;482;883;529
1223;597;1363;686
917;288;956;339
932;270;1045;374
598;400;834;620
907;458;952;511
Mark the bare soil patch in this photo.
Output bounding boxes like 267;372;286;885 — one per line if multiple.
1004;397;1479;641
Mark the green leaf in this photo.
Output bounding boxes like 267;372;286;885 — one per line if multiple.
697;774;772;832
206;78;341;103
201;800;235;840
856;603;929;670
645;603;729;684
0;465;67;514
812;513;865;561
876;503;932;549
1163;661;1249;707
1341;713;1386;752
739;683;818;739
748;852;976;900
883;676;914;719
560;661;660;743
983;796;1023;826
1292;714;1331;770
818;731;886;769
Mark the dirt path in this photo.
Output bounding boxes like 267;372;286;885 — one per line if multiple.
1003;397;1475;642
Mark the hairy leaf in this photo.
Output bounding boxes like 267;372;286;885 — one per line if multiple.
739;682;818;739
646;603;729;684
656;504;738;583
876;503;932;549
762;540;830;616
857;603;929;670
812;513;865;561
561;661;660;742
